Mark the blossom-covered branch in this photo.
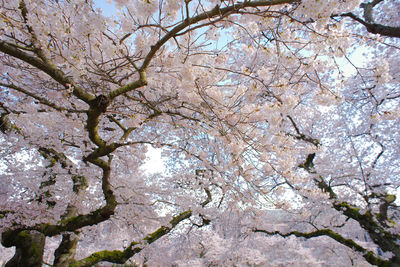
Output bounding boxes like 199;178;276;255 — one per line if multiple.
253;228;391;266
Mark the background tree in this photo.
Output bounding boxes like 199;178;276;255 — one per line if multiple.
0;0;399;266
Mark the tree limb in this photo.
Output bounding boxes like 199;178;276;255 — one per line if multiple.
70;210;192;267
253;228;392;266
341;12;400;38
0;40;94;103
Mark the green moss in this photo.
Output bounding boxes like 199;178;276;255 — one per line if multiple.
335;202;366;221
388;219;396;225
29;242;41;257
41;223;52;233
364;251;391;267
385;194;396;203
58;217;76;228
17;230;32;243
70;250;126;267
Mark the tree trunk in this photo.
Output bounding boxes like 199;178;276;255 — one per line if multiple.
53;233;79;267
3;230;45;267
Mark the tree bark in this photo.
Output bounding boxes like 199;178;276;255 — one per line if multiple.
53;233;79;267
2;230;45;267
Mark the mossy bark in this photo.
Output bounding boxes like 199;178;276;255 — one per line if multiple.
3;230;45;267
53;233;79;267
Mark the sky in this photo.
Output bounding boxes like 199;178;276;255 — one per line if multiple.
94;0;117;17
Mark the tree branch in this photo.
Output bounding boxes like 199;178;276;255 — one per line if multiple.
293;142;400;264
0;82;70;112
0;40;94;103
299;158;400;264
341;12;400;38
106;0;297;101
1;155;116;240
140;0;296;71
70;210;192;267
253;228;391;266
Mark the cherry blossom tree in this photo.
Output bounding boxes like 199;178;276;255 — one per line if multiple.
0;0;399;266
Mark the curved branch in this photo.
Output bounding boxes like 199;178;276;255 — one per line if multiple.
300;161;400;264
70;210;192;267
140;0;296;71
341;12;400;38
0;82;79;112
106;72;148;100
1;155;116;241
253;228;391;266
106;0;296;100
0;40;94;103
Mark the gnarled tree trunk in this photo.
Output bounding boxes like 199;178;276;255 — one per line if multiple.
2;230;45;267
